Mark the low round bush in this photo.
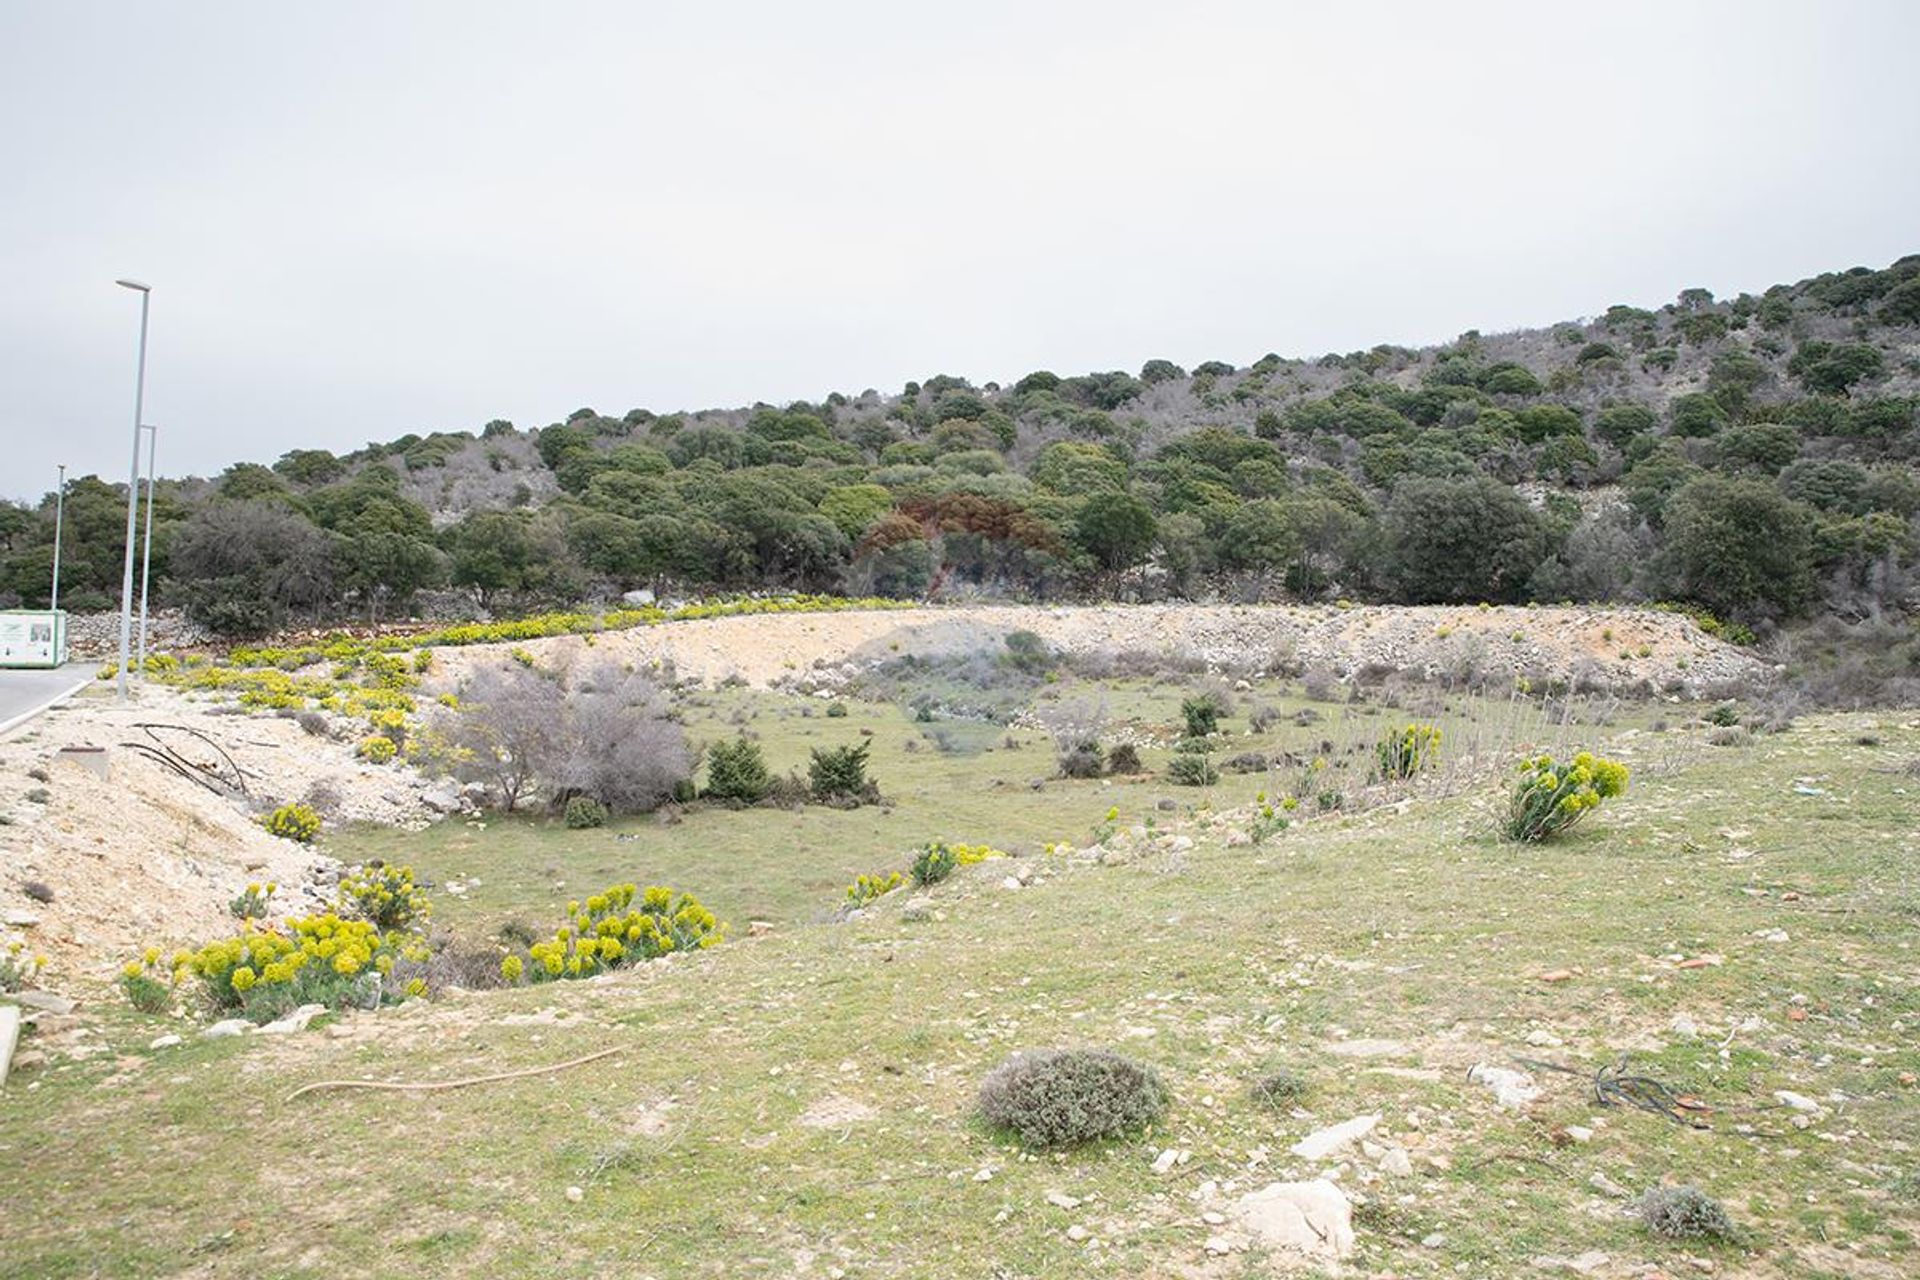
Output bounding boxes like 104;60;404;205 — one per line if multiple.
1057;740;1104;779
1106;743;1142;774
564;796;609;829
1504;751;1628;842
1250;1064;1309;1107
1168;752;1219;786
1639;1185;1734;1240
979;1048;1169;1148
263;802;321;843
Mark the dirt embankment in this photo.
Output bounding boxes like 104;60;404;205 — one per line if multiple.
0;689;434;984
428;603;1770;696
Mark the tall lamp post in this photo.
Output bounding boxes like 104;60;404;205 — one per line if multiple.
137;423;158;679
114;278;151;702
50;463;66;613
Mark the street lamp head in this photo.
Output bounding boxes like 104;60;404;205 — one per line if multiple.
115;278;151;292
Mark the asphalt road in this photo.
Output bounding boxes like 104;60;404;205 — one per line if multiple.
0;663;95;736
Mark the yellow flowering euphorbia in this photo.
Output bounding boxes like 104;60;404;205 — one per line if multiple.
508;883;723;986
1504;751;1629;842
123;910;430;1021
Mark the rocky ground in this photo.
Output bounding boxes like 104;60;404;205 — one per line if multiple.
0;684;443;986
426;601;1770;698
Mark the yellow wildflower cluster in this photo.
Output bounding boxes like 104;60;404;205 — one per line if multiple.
263;803;322;843
356;735;398;764
1505;751;1630;842
1376;722;1442;781
337;863;429;931
123;912;429;1018
846;871;905;906
2;940;47;993
509;883;723;983
229;881;277;920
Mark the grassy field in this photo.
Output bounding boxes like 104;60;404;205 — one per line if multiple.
4;683;1916;1278
329;676;1645;937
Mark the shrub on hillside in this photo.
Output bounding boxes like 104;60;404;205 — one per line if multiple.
809;740;877;805
1106;742;1142;774
263;802;321;843
1638;1185;1735;1241
1503;752;1628;842
337;863;430;931
1180;693;1227;738
979;1049;1170;1148
564;795;608;828
1250;1064;1309;1107
704;735;772;803
1057;740;1104;778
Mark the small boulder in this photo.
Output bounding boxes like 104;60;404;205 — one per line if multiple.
256;1004;327;1035
201;1018;252;1039
1291;1113;1378;1161
1228;1179;1355;1261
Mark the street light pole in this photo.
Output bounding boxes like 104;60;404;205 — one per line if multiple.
114;278;151;703
137;423;158;678
50;463;66;613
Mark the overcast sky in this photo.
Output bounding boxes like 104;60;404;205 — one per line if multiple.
2;1;1917;500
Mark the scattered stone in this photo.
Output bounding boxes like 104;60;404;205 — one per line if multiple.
1774;1090;1820;1113
1534;1251;1610;1275
1564;1124;1594;1144
1204;1236;1234;1256
1525;1028;1564;1048
200;1018;251;1039
256;1004;327;1035
1421;1232;1446;1248
3;909;41;928
1468;1063;1541;1110
1324;1037;1409;1058
1538;969;1575;983
1201;1211;1225;1226
0;1005;18;1087
420;780;462;813
1379;1147;1414;1177
564;1185;584;1203
1045;1191;1081;1210
1753;928;1790;943
1227;1179;1355;1262
1064;1225;1089;1243
1151;1148;1180;1174
1670;1013;1700;1037
7;989;75;1015
747;920;775;937
1589;1170;1631;1198
148;1034;183;1050
1291;1113;1379;1161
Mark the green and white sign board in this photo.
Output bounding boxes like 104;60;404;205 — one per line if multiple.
0;610;69;669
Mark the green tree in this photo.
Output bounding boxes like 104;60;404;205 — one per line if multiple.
1381;475;1547;603
1788;341;1885;394
1074;492;1158;572
1661;474;1815;617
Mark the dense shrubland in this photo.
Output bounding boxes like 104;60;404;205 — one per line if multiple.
6;254;1918;668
